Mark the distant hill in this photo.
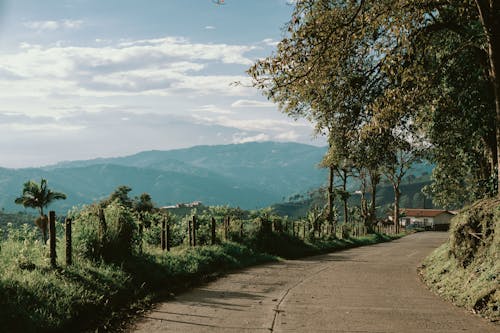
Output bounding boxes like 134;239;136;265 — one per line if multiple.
1;142;328;213
272;174;435;219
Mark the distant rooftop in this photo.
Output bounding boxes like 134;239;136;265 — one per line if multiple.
400;209;455;218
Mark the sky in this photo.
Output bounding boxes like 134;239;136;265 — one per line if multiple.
0;0;324;168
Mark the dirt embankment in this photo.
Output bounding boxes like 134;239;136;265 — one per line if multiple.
421;197;499;321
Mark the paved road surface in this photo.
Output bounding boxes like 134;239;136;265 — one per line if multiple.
130;232;499;332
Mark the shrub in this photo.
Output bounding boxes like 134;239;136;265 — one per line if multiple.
71;201;139;262
143;219;162;246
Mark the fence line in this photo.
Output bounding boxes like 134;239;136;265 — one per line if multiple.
39;211;401;267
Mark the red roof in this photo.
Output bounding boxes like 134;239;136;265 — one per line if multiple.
400;209;455;218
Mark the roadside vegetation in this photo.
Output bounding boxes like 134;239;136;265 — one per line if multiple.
0;185;403;332
421;198;499;321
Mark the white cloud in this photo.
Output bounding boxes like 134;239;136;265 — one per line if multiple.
275;130;299;141
23;20;59;31
1;123;85;132
232;133;270;144
0;112;85;133
62;19;84;29
231;99;275;108
23;19;83;31
114;36;255;65
262;38;279;47
193;115;308;132
192;105;232;114
0;37;257;100
174;75;253;96
95;38;111;43
204;25;216;30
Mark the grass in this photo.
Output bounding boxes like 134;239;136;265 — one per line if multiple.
420;197;499;322
0;226;403;332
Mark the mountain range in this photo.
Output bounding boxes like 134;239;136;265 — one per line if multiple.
0;142;328;213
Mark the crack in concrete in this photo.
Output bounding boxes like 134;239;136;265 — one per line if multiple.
268;263;333;332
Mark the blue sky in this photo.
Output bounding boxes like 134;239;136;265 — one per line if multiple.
0;0;322;168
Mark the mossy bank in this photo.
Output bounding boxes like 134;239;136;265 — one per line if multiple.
420;197;499;321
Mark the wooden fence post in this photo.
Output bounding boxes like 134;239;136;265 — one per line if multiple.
224;216;229;240
65;218;72;266
49;211;56;267
166;222;171;251
98;208;107;241
138;223;143;253
188;219;192;246
161;217;166;251
239;221;244;238
98;208;106;230
211;217;216;245
192;216;197;246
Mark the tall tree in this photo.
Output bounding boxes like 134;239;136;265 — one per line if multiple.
354;131;386;226
474;0;500;189
248;0;380;226
383;140;422;232
248;0;497;210
134;193;155;214
14;178;66;216
104;185;133;208
14;178;66;241
421;4;496;206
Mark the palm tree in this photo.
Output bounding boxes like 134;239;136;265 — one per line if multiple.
14;178;67;242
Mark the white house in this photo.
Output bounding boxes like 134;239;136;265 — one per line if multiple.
399;208;456;231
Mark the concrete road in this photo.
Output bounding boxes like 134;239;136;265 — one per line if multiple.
129;232;499;332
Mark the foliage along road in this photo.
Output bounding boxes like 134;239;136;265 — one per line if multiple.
129;232;499;332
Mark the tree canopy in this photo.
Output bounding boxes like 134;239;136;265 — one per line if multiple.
248;0;499;211
14;178;67;216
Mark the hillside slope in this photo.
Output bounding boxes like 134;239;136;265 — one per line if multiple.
50;142;328;197
421;198;499;321
1;142;327;213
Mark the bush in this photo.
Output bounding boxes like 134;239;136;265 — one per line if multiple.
143;219;162;246
71;201;139;262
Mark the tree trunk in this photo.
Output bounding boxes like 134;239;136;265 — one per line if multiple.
35;215;48;243
328;166;335;226
342;169;348;224
360;190;367;224
161;217;166;251
369;170;380;226
475;0;500;194
192;216;197;246
49;211;57;267
370;171;380;225
393;184;401;234
65;218;72;266
359;170;368;226
491;25;500;195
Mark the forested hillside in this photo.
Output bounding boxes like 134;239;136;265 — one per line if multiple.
0;142;327;212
